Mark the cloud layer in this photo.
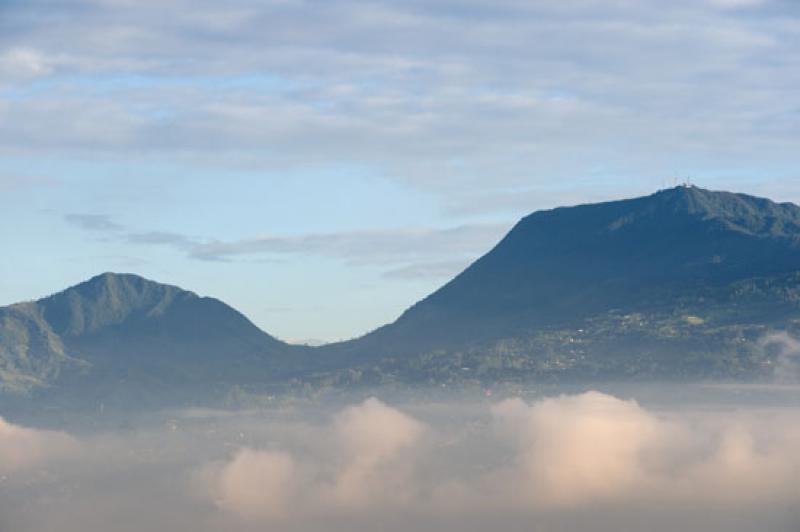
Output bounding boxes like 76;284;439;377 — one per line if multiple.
3;0;799;212
210;398;425;521
3;389;800;531
0;416;77;474
200;392;800;530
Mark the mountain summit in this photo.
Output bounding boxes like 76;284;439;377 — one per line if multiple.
39;272;196;337
411;185;800;321
328;186;800;378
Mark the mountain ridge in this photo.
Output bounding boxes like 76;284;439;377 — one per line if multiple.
3;185;800;410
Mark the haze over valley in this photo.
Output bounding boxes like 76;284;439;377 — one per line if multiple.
3;387;800;532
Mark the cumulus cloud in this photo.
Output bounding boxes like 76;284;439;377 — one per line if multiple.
215;449;297;520
209;398;425;522
489;392;667;506
201;391;800;530
477;392;800;510
0;416;78;474
327;397;425;508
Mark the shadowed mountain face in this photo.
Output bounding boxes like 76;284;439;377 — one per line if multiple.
352;187;800;343
4;186;800;411
326;186;800;380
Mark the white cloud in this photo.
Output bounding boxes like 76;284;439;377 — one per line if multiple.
0;416;78;474
326;397;425;509
205;392;800;527
208;398;426;522
4;392;800;531
479;392;800;509
215;449;297;520
490;392;667;506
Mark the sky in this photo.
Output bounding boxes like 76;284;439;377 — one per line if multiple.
1;0;799;342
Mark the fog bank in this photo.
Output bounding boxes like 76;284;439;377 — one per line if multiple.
2;387;800;532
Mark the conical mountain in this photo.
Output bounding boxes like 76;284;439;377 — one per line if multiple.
0;273;299;409
39;272;288;349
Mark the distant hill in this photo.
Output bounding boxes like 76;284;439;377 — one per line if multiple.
0;273;302;410
4;186;800;412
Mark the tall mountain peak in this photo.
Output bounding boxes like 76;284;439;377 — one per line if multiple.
518;186;800;241
347;186;800;359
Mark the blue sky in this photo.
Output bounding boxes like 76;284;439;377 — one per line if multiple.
1;0;799;342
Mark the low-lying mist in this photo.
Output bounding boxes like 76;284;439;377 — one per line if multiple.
2;385;800;532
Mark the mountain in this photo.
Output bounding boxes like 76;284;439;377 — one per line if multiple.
0;273;302;410
4;186;800;412
323;186;800;382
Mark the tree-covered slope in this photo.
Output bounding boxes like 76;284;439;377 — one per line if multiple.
0;302;84;394
0;273;301;408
